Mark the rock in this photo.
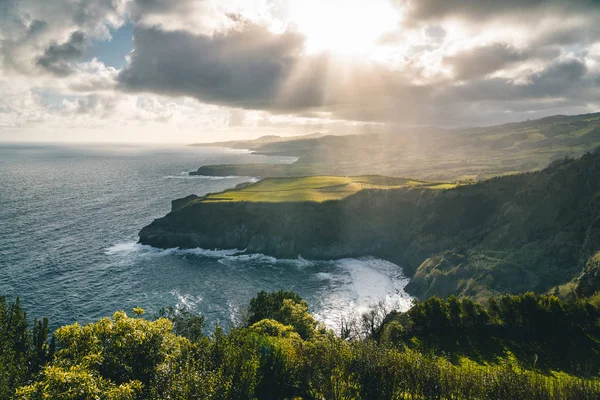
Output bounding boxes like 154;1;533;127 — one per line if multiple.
171;195;199;212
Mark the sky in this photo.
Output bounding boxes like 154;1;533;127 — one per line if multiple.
1;0;600;143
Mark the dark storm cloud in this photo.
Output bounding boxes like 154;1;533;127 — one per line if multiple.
439;59;589;103
328;58;598;125
128;0;197;16
118;24;309;110
525;59;588;97
443;43;560;80
427;58;600;127
36;31;88;76
401;0;599;22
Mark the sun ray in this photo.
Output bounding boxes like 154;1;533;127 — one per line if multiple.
288;0;400;57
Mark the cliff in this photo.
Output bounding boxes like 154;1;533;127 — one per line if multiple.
140;150;600;299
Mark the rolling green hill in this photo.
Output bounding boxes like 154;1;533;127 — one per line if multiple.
191;112;600;181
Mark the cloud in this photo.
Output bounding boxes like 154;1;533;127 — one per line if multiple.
128;0;198;17
445;59;590;103
400;0;599;22
135;96;178;122
61;93;117;115
228;109;245;127
0;0;126;76
117;20;600;127
36;31;88;75
118;24;306;110
2;0;600;142
72;0;126;33
443;43;560;80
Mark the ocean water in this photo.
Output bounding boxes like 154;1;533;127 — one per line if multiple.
0;143;412;332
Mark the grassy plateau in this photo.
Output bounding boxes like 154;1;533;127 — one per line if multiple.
197;175;457;203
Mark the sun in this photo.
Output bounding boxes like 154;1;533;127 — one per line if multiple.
289;0;399;57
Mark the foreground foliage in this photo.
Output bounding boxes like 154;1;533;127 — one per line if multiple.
0;297;53;399
2;292;600;399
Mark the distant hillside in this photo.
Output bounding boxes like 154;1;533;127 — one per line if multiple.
189;133;325;150
191;112;600;181
141;148;600;300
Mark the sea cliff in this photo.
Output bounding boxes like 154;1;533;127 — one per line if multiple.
140;150;600;299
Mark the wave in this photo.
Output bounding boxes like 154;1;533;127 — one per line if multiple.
105;242;413;331
106;241;317;268
171;289;203;311
163;173;259;182
283;255;314;268
218;253;278;265
313;257;413;331
105;241;245;258
217;253;318;268
223;148;252;154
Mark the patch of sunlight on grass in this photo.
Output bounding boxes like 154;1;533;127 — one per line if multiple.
199;175;455;203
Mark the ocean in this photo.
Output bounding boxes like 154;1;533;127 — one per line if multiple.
0;142;412;332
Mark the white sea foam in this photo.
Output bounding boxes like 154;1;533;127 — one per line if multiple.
313;257;413;332
171;289;203;311
106;242;413;332
106;242;315;266
105;241;140;255
277;157;300;164
216;253;319;268
163;174;259;182
223;148;252;154
281;255;315;268
105;241;244;258
217;253;278;266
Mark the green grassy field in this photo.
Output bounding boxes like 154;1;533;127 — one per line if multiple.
198;175;456;203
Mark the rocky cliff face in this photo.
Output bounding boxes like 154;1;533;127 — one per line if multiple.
140;150;600;299
140;194;405;260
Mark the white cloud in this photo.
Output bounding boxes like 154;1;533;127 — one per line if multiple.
1;0;599;142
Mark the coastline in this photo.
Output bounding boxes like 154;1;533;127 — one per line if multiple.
140;149;600;300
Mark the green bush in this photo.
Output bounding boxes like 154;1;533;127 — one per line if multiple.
3;292;600;399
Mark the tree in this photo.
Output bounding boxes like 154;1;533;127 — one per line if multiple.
16;309;190;399
247;290;318;339
154;306;206;342
0;297;52;399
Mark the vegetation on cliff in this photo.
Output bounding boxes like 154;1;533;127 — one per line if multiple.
2;292;600;399
140;148;600;299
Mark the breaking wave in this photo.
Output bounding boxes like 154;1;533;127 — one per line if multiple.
105;242;413;331
163;172;259;182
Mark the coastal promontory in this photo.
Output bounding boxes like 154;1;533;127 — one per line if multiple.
140;150;600;299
